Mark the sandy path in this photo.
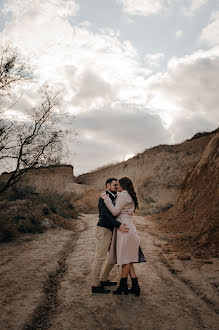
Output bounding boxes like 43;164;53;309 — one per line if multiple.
1;214;218;330
49;215;219;330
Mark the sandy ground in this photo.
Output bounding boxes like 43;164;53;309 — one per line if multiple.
0;214;219;330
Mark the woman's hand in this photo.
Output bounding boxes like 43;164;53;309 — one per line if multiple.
100;193;109;200
118;223;129;233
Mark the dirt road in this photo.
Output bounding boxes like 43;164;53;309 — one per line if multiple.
1;214;219;330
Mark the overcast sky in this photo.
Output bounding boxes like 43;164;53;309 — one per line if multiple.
0;0;218;175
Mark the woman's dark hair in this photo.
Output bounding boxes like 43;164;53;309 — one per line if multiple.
119;177;138;210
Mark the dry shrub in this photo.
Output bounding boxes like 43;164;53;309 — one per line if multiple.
0;190;79;242
0;199;43;242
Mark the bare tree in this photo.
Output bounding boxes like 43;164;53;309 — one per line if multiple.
0;43;73;194
0;43;31;102
0;43;32;154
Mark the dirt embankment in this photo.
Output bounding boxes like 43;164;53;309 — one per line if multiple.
152;133;219;258
0;165;76;195
0;214;218;330
76;129;218;214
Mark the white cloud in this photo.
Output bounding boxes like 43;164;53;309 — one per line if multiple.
71;70;119;109
183;0;208;16
60;104;171;175
116;0;166;17
1;0;151;114
116;0;208;17
200;11;219;46
3;0;79;21
145;52;164;68
166;111;217;143
145;46;219;141
176;29;183;38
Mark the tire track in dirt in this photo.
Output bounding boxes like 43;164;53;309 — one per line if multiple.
135;215;219;321
21;218;88;330
159;254;219;315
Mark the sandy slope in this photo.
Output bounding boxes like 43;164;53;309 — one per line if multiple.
0;214;218;330
152;133;219;257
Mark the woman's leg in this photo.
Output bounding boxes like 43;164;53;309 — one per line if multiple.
121;263;131;277
113;263;130;295
129;263;137;278
128;263;140;296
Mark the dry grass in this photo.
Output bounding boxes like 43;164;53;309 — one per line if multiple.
0;184;79;242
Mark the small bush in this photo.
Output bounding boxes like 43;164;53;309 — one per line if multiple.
30;216;36;225
17;216;43;234
59;210;71;219
42;207;50;215
34;192;78;219
12;215;26;224
0;227;16;242
50;205;57;213
9;185;36;201
18;224;29;233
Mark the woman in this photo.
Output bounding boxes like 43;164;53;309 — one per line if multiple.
101;177;146;296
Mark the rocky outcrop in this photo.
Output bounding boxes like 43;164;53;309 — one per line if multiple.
76;131;218;214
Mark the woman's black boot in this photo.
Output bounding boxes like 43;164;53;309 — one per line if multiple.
113;277;129;295
129;277;140;296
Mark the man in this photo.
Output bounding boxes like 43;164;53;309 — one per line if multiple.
91;177;129;293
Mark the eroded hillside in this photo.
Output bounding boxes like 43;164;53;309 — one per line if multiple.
76;129;219;214
152;132;219;257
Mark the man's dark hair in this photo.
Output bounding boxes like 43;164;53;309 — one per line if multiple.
105;177;117;186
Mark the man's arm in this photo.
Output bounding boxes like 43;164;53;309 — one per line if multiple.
98;198;121;229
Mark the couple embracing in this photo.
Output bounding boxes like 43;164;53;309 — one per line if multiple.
91;176;146;296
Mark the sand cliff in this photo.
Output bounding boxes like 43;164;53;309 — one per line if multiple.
153;132;219;257
0;165;76;195
76;129;218;214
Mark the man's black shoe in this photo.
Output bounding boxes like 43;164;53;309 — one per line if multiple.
100;280;117;286
92;285;111;293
